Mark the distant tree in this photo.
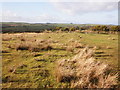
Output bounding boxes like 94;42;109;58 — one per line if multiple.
91;25;107;34
69;27;76;32
61;27;69;32
100;25;109;33
109;26;119;33
117;25;120;32
91;25;100;33
75;26;80;30
80;27;87;30
80;26;91;31
55;27;62;30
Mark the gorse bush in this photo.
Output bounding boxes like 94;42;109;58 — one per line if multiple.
55;46;117;88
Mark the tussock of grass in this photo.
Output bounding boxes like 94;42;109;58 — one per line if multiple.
55;46;117;88
68;41;83;48
9;39;53;52
44;30;52;33
65;41;84;53
66;46;74;52
2;36;13;41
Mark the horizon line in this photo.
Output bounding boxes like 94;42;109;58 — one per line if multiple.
1;22;118;25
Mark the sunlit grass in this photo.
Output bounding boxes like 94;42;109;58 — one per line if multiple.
2;32;118;88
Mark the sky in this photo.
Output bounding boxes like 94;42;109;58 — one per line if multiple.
1;0;119;25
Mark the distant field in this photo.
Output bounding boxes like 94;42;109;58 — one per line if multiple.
2;32;118;88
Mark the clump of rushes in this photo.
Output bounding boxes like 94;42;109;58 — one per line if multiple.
55;46;118;88
12;39;53;52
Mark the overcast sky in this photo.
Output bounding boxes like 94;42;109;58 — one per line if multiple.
1;0;119;25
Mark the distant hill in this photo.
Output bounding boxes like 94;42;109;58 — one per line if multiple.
1;22;117;33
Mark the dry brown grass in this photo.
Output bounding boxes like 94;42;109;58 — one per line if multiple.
4;33;56;52
44;30;52;33
66;46;74;52
9;39;53;52
55;46;118;88
73;42;83;48
17;42;52;52
75;30;81;33
66;41;84;52
2;34;13;41
54;29;62;33
106;46;112;49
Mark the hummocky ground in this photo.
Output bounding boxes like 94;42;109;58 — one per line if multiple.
2;32;118;88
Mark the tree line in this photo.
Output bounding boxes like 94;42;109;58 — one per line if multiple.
54;25;120;34
2;23;119;34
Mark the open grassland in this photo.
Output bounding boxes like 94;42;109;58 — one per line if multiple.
2;32;118;88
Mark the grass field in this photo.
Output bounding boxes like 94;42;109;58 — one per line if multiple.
2;32;118;88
